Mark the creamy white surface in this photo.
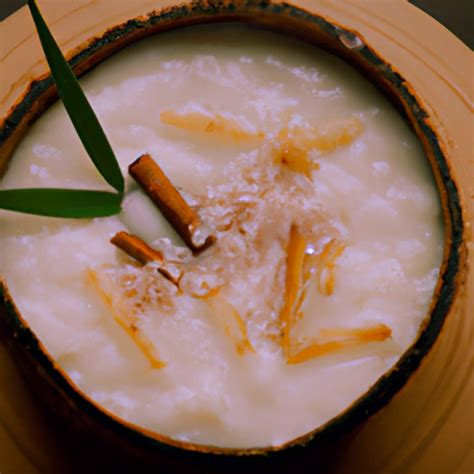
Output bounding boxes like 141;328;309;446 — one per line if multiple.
0;25;443;447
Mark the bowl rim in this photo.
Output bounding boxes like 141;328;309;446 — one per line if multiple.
0;0;468;458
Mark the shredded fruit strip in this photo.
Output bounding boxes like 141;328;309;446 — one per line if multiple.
191;283;221;300
316;239;346;295
279;225;373;364
160;105;263;142
318;325;392;342
279;116;363;154
273;139;319;178
86;268;166;369
287;324;392;364
208;293;254;355
280;224;308;357
274;116;362;177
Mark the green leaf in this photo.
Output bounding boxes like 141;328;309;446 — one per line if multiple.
27;0;125;193
0;189;122;218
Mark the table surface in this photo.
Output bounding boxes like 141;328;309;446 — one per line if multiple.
0;1;472;473
2;0;473;48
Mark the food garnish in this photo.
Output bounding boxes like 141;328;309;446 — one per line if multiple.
279;224;308;358
129;154;216;254
208;293;255;355
278;116;363;154
316;239;346;296
161;104;263;141
279;224;390;364
288;325;392;364
110;231;181;286
273;116;363;177
87;268;166;369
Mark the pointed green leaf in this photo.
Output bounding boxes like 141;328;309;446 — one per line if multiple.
0;189;122;218
27;0;125;193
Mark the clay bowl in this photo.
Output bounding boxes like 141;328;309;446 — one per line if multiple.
0;1;471;472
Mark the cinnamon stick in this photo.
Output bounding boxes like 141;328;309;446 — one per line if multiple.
111;231;180;285
129;154;216;254
111;231;163;265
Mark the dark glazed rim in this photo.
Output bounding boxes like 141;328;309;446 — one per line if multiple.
0;0;467;459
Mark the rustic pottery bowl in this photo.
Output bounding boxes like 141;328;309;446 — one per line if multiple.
0;1;471;472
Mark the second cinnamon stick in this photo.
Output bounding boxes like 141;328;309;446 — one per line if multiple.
111;231;164;265
111;231;180;285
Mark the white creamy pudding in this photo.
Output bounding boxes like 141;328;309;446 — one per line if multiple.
0;25;443;448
